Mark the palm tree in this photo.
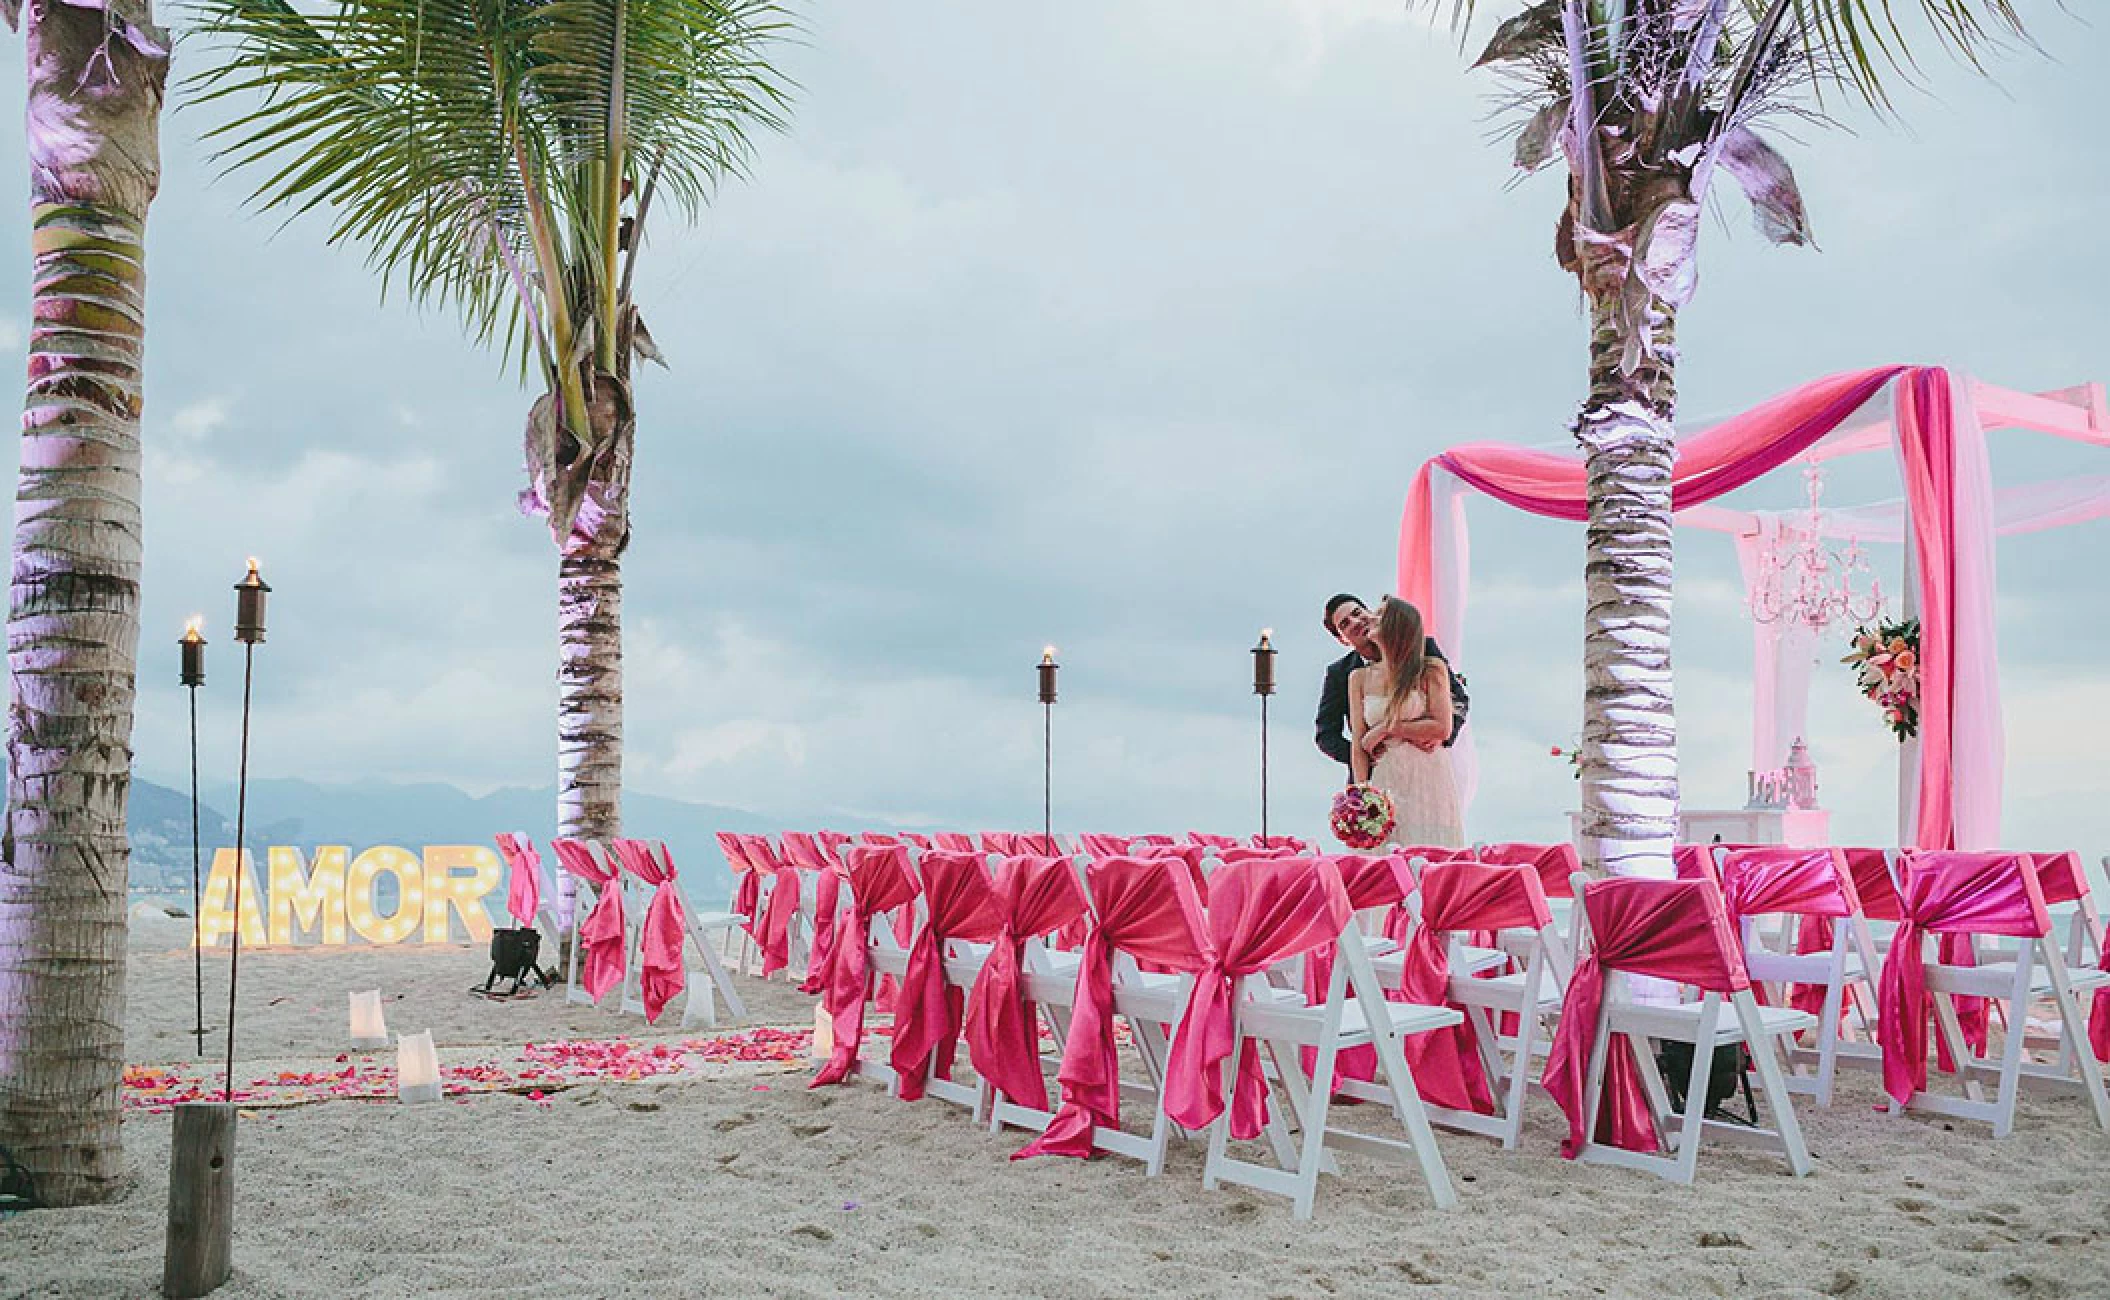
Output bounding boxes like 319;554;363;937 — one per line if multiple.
1411;1;2034;879
188;0;791;854
0;0;170;1207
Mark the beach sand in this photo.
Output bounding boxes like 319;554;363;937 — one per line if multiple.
4;920;2108;1298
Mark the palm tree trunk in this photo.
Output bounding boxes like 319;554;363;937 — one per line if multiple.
0;0;168;1207
556;534;623;845
1574;275;1681;881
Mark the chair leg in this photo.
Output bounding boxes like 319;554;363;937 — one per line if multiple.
1370;1026;1457;1210
1673;1004;1718;1183
1288;1035;1342;1220
1734;994;1813;1177
2039;941;2110;1131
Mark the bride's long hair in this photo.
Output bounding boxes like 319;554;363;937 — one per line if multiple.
1374;597;1428;723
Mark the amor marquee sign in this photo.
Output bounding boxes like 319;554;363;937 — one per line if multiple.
195;846;503;947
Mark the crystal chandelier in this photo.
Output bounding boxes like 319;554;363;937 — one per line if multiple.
1748;464;1886;631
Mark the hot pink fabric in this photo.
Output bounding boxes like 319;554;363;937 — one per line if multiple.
891;851;1005;1101
1014;857;1212;1160
1220;845;1297;864
1543;876;1750;1158
1718;847;1859;1017
611;839;687;1024
1397;364;1991;851
1188;832;1241;850
965;855;1090;1111
1133;842;1211;905
934;832;976;852
812;844;922;1088
1673;844;1725;886
495;833;542;929
1397;862;1553;1114
737;834;803;980
1162;858;1352;1140
902;832;933;850
2023;851;2110;1062
798;866;843;996
1842;848;1904;923
1079;834;1131;859
1130;834;1177;848
716;832;761;934
1300;854;1414;1085
1255;835;1309;852
1478;842;1581;901
552;839;625;1001
1877;851;2050;1106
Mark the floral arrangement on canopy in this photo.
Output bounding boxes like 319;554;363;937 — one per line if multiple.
1843;618;1922;740
1330;783;1396;850
1548;741;1582;779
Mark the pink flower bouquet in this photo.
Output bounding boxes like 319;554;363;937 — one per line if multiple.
1842;618;1921;741
1330;783;1396;850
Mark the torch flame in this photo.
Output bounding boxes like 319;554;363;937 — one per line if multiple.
1042;646;1056;663
184;615;203;637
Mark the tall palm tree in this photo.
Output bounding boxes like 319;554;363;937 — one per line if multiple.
188;0;791;853
0;0;170;1207
1411;1;2034;879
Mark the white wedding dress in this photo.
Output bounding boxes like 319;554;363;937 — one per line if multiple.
1364;687;1465;849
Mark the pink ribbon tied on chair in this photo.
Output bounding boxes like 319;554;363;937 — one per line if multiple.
1163;857;1353;1141
1878;851;2051;1106
1717;847;1860;1017
738;835;804;980
2029;851;2110;1062
1188;832;1241;851
1398;861;1554;1114
1543;876;1751;1159
1254;835;1309;852
1478;842;1580;901
812;844;921;1088
1014;856;1212;1160
1301;853;1413;1088
1079;834;1131;859
965;854;1089;1111
495;833;541;929
933;832;977;852
553;839;625;1002
611;839;687;1024
717;832;761;934
892;851;1005;1101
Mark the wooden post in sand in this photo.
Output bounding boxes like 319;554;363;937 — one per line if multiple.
162;1102;235;1297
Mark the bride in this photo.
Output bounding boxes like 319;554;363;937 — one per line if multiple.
1348;597;1464;849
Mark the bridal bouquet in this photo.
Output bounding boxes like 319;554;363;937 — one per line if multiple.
1330;783;1396;851
1842;618;1921;741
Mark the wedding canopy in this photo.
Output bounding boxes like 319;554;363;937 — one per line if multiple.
1396;366;2110;851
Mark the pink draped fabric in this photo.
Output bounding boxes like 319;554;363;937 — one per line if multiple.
495;832;541;929
1134;842;1211;905
1842;848;1904;923
738;835;804;980
1877;851;2050;1106
965;855;1091;1111
611;839;687;1024
1015;857;1212;1160
1188;832;1241;850
552;839;625;1002
934;832;976;852
812;844;922;1088
1079;834;1131;859
2023;851;2110;1061
1301;854;1414;1085
716;832;762;936
902;832;934;850
1478;842;1581;901
891;851;1005;1101
1718;847;1859;1017
1163;858;1352;1140
1255;835;1309;852
1219;845;1296;865
1543;877;1750;1158
1130;834;1177;848
1397;862;1553;1114
1397;364;1994;851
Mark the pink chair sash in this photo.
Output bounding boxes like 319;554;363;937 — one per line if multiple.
1672;844;1719;885
1255;835;1309;852
933;832;976;852
891;851;1005;1101
1188;832;1241;850
553;839;624;1001
1299;853;1413;1087
2030;851;2110;1062
1476;842;1579;900
1220;845;1296;864
1397;862;1552;1114
1132;842;1210;905
1162;858;1351;1140
812;844;921;1088
495;833;541;929
818;830;853;859
1130;834;1177;847
1014;857;1211;1159
611;839;687;1024
1877;850;2050;1106
717;832;761;934
964;855;1090;1110
1078;833;1131;859
738;835;803;980
1841;848;1904;923
1719;847;1860;1017
1543;876;1749;1159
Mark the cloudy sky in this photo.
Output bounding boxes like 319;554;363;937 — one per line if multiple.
0;1;2103;854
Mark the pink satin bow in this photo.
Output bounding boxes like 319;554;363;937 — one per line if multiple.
552;839;625;1002
611;839;687;1024
891;851;1004;1101
811;844;921;1088
495;832;542;929
964;855;1089;1111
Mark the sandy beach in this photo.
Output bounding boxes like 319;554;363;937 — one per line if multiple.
5;918;2109;1299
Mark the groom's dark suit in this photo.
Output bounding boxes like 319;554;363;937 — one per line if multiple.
1315;640;1468;772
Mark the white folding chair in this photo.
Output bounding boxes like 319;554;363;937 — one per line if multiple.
1565;872;1815;1184
1202;920;1462;1217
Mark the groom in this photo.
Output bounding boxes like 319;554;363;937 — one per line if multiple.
1314;593;1468;779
